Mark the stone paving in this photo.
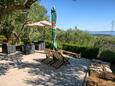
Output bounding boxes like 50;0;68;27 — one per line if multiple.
0;52;90;86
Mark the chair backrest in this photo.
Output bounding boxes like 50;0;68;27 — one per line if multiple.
45;49;53;58
53;50;64;60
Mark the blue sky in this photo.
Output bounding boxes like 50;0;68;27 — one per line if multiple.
39;0;115;31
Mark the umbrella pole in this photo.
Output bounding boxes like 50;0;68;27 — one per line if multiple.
51;7;57;50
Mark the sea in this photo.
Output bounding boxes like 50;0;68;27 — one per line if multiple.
88;31;115;36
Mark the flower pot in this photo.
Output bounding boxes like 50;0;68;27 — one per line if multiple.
2;43;16;54
23;44;35;54
34;41;45;50
16;45;23;51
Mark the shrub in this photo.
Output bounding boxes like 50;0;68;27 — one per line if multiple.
1;20;14;42
57;41;63;49
99;50;115;64
22;38;32;45
62;44;99;59
45;40;52;48
45;42;99;59
84;47;99;59
0;35;6;43
45;40;63;49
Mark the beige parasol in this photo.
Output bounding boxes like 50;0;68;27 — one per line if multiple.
39;20;52;27
27;20;52;41
27;22;45;27
27;20;51;27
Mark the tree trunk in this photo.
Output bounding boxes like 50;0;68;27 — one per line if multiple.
6;37;9;43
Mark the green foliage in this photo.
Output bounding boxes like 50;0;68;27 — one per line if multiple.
45;40;52;48
93;37;115;63
99;50;115;64
57;41;63;49
1;21;14;39
94;36;115;48
28;2;49;22
20;2;49;43
0;15;14;42
30;32;41;42
63;43;99;59
21;27;33;45
85;47;99;59
45;29;52;41
0;2;49;44
0;0;115;64
57;28;95;47
45;40;63;49
0;35;6;42
0;0;23;7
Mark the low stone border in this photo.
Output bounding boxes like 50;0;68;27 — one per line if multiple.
87;59;115;86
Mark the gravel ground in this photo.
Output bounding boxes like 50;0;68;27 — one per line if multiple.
0;51;90;86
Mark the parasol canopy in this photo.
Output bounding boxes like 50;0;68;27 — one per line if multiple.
27;20;51;27
40;20;52;27
27;20;51;41
27;22;45;27
27;21;59;28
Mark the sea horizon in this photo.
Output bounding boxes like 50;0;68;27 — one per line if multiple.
87;31;115;36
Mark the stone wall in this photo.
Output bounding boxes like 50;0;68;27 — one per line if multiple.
87;59;115;86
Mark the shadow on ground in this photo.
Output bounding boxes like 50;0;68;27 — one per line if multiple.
17;57;90;86
0;56;90;86
0;63;10;76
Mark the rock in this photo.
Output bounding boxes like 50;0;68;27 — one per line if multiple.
104;66;112;73
87;59;115;86
100;72;115;81
89;59;112;76
92;59;110;66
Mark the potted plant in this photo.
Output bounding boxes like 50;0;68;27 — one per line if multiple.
35;41;45;50
1;18;16;54
22;38;35;54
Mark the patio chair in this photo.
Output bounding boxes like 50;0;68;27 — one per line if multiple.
42;49;54;64
51;50;70;69
63;50;81;59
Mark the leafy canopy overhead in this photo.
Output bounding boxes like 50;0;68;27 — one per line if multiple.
0;0;37;19
28;2;49;22
0;1;49;44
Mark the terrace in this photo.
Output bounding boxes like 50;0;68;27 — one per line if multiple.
0;49;90;86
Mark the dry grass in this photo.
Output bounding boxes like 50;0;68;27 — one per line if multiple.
87;76;115;86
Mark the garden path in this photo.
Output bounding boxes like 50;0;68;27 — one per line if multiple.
0;51;90;86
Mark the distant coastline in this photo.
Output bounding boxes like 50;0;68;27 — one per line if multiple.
88;31;115;36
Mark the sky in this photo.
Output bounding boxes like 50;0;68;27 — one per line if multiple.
39;0;115;31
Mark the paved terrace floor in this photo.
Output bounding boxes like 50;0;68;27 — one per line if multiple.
0;51;90;86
